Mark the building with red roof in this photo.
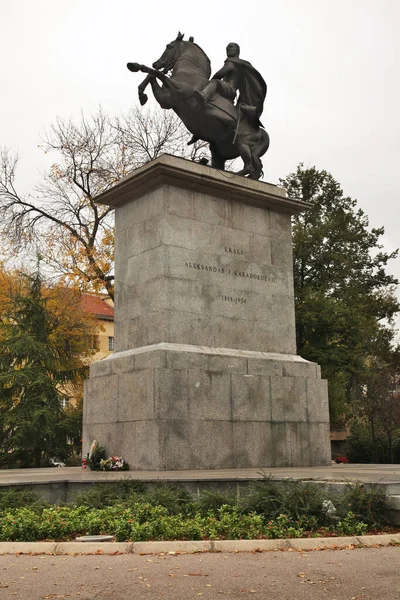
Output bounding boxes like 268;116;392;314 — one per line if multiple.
81;294;114;361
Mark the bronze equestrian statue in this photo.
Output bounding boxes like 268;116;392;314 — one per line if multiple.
127;33;269;180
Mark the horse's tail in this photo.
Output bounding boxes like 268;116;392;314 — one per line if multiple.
258;128;270;157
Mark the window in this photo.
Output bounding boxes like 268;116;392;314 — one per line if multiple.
108;336;115;351
61;398;70;409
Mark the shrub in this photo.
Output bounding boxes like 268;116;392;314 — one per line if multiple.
240;478;327;525
333;511;368;536
336;483;390;528
195;490;239;516
0;489;48;512
139;484;194;515
0;508;42;541
0;478;393;542
73;480;146;508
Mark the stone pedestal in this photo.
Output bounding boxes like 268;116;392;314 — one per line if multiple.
83;155;331;469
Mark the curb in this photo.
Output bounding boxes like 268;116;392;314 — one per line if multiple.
0;534;399;555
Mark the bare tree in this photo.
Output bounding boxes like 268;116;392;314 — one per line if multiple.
0;106;210;299
115;106;209;166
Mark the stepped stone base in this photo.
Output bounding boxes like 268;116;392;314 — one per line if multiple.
83;343;331;470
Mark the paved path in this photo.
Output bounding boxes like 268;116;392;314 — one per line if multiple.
1;464;400;485
0;546;399;599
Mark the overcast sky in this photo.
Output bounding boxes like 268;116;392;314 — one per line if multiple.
1;0;399;308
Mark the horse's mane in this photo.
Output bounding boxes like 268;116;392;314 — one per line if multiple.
183;41;211;78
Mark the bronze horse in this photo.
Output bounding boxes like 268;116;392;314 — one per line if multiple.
127;34;269;179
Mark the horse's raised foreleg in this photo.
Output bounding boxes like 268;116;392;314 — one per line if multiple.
127;63;171;85
127;63;179;106
138;75;152;106
148;77;173;109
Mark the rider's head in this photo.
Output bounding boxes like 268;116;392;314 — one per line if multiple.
226;43;240;58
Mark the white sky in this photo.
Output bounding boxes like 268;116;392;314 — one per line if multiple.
1;0;399;307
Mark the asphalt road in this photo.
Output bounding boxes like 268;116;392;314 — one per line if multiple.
1;546;399;600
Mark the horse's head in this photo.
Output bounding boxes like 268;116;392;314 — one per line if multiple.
152;32;185;71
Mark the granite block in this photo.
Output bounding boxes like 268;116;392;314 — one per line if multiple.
161;420;193;470
271;423;291;467
169;279;207;315
269;211;292;241
188;369;231;420
166;311;216;347
288;423;311;466
207;354;247;374
249;232;272;266
90;359;112;378
193;192;230;227
165;185;195;219
161;213;214;250
115;187;164;229
114;321;128;352
306;378;330;423
123;216;163;259
85;375;118;424
230;200;271;236
118;370;154;422
165;350;209;370
154;368;189;420
126;317;147;349
282;361;319;378
308;423;331;466
133;420;161;470
270;236;293;267
231;374;271;421
247;358;283;376
123;246;166;286
134;350;167;370
252;422;273;467
145;312;170;346
231;422;255;468
270;377;308;422
82;422;120;458
188;420;234;469
110;355;135;374
122;279;170;319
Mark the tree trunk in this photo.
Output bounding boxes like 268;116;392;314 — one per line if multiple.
34;448;42;468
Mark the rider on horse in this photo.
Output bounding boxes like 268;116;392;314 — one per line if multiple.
127;35;270;179
191;42;266;139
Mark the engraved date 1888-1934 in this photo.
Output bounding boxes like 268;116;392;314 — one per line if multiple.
221;295;247;304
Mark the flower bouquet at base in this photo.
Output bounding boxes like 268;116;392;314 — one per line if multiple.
99;456;129;471
86;440;106;471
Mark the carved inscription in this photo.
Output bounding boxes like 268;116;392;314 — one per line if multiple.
221;295;247;304
184;248;276;308
224;247;244;255
184;261;276;283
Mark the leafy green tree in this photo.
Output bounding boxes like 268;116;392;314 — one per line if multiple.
280;165;400;426
0;268;93;467
349;353;400;463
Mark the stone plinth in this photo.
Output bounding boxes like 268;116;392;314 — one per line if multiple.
83;155;331;469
